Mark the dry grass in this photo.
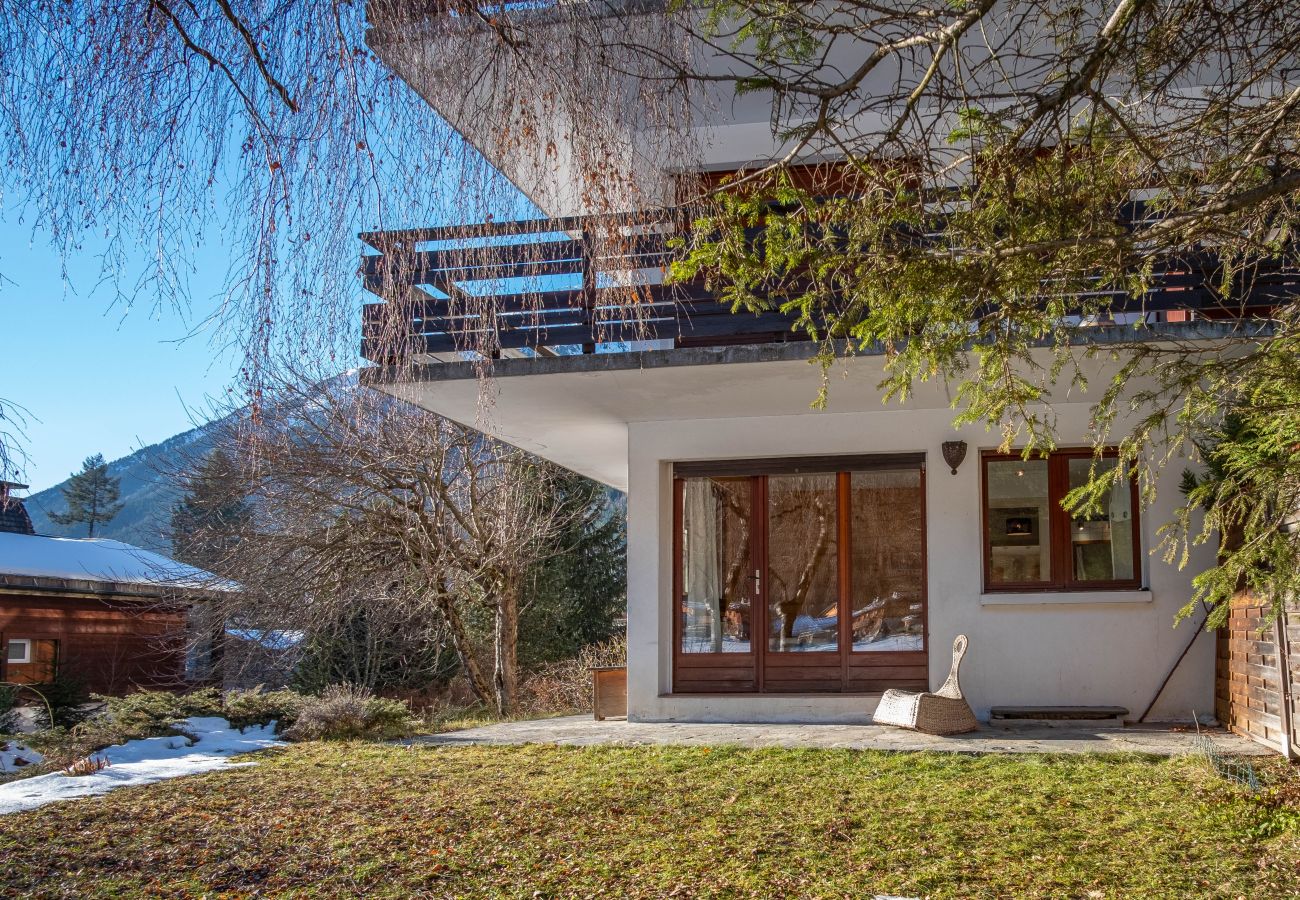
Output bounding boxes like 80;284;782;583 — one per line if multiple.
1;741;1298;898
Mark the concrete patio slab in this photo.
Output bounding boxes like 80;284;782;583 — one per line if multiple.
413;715;1274;757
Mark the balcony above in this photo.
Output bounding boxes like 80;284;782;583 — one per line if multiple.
359;211;1295;370
359;211;809;366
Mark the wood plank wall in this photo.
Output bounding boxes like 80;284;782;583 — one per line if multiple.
1282;599;1300;756
1215;592;1292;754
0;593;186;695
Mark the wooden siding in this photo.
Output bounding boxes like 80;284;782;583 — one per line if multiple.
1215;592;1295;755
1282;598;1300;757
0;593;186;695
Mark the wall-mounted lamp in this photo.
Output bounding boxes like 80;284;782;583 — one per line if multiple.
941;440;968;475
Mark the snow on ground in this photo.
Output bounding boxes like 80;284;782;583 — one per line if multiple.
0;739;43;774
0;717;284;815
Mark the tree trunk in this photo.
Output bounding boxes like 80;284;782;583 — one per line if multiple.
493;576;520;716
436;594;494;705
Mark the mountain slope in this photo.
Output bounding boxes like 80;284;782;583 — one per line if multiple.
26;419;228;552
25;373;357;552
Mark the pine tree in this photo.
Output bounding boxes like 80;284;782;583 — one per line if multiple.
170;449;252;573
49;453;124;538
519;472;626;667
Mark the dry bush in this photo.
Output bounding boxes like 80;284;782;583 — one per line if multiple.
63;755;110;777
520;636;627;715
281;684;417;742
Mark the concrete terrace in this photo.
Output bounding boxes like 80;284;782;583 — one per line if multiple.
415;715;1273;757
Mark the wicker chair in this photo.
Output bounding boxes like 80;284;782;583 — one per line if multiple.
872;634;979;735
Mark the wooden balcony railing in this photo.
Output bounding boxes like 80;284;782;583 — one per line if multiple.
359;211;1295;366
360;212;806;363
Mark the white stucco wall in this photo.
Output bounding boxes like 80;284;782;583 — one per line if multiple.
624;404;1218;725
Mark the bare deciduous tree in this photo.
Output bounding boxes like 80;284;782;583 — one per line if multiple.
179;372;585;712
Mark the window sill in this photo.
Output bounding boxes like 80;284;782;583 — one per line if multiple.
979;589;1152;607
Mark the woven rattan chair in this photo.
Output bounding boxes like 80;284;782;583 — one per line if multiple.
872;634;979;735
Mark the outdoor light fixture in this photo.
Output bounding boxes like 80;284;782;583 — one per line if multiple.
941;440;968;475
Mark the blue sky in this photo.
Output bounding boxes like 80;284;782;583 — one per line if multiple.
0;114;522;494
0;213;245;492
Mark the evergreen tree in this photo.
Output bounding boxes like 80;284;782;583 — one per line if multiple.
49;453;124;538
170;448;255;686
170;449;252;573
519;473;626;668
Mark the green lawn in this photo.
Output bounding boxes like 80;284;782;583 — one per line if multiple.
1;743;1297;898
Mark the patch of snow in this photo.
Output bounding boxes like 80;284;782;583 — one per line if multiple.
8;706;44;735
0;716;283;815
0;739;43;773
0;532;234;590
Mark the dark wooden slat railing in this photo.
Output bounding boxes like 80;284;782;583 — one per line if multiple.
359;212;1292;364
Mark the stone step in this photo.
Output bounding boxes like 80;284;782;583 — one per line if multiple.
989;705;1130;729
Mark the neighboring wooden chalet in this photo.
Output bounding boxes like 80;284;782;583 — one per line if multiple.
0;483;221;695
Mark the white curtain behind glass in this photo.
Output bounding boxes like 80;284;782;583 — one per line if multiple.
684;479;722;652
1109;470;1134;579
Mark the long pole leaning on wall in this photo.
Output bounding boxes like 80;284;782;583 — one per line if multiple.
1137;603;1210;725
1276;603;1297;760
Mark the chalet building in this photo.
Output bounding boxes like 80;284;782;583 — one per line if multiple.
0;483;213;695
355;4;1295;726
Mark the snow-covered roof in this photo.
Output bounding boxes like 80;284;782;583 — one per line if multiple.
0;532;232;596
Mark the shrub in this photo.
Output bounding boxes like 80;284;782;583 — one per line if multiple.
95;688;223;739
223;687;306;732
282;684;417;742
520;634;627;714
34;674;93;729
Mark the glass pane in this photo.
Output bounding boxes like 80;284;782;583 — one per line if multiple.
850;471;924;651
986;459;1051;585
6;640;24;662
1068;458;1136;582
680;477;753;653
767;473;839;652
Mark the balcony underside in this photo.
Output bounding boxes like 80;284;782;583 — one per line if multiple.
362;321;1267;491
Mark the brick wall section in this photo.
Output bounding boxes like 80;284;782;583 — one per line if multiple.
0;592;186;695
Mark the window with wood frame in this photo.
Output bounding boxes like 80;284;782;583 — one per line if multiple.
982;450;1141;591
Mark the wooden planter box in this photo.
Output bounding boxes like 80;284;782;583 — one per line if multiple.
590;666;627;720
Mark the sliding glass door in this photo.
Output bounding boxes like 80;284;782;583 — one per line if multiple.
673;456;927;694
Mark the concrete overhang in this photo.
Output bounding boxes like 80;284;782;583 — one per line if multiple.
361;321;1266;491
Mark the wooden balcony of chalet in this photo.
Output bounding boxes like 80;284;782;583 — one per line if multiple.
359;210;1297;367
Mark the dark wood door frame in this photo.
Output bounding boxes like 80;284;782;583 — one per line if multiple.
672;455;928;694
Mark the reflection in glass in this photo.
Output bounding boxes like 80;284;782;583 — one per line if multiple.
680;477;752;653
767;473;839;652
1068;458;1135;582
850;471;924;651
986;459;1050;585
